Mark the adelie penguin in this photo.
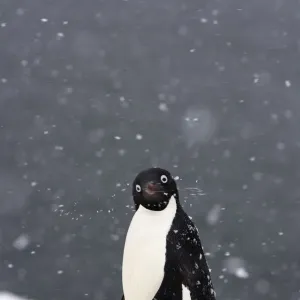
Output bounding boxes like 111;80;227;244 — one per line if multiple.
121;167;217;300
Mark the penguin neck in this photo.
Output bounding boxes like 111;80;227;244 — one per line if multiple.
137;195;178;217
134;191;181;211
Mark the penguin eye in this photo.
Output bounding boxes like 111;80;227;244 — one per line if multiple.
160;175;168;183
135;184;142;192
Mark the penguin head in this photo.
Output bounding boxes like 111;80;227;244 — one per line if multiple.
132;167;178;211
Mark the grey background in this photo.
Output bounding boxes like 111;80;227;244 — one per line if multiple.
0;0;299;299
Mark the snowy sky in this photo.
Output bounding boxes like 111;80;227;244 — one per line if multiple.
0;0;299;299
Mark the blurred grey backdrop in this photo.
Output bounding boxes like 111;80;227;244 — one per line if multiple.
0;0;299;299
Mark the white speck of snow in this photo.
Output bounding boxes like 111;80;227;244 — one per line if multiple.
1;78;7;83
96;169;103;176
13;234;30;250
158;103;168;112
158;93;166;101
249;156;256;162
65;87;73;94
278;231;284;236
1;23;7;27
235;267;249;279
178;25;188;36
270;113;278;121
253;172;263;181
21;60;28;67
8;264;13;268
212;9;219;16
285;80;291;87
56;32;64;39
206;204;222;225
253;71;271;86
118;149;126;156
57;270;63;274
114;136;121;140
242;184;248;190
174;176;180;180
136;134;143;140
31;181;37;187
54;145;64;151
276;142;285;151
225;257;249;279
41;18;48;23
223;149;231;158
111;234;119;241
201;18;208;23
255;279;270;295
63;21;68;25
190;49;196;53
284;110;292;119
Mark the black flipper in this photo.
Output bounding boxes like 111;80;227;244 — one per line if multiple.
172;209;217;300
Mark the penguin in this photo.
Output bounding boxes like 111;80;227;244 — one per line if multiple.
121;167;217;300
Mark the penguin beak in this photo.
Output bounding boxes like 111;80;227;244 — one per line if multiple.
143;182;161;197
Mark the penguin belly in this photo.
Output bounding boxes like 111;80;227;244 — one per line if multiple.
122;197;177;300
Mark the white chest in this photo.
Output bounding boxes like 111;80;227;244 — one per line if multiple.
122;197;177;300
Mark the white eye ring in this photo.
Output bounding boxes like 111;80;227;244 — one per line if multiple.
136;184;142;192
160;175;168;183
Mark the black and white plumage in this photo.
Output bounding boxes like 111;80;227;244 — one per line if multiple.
122;167;216;300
